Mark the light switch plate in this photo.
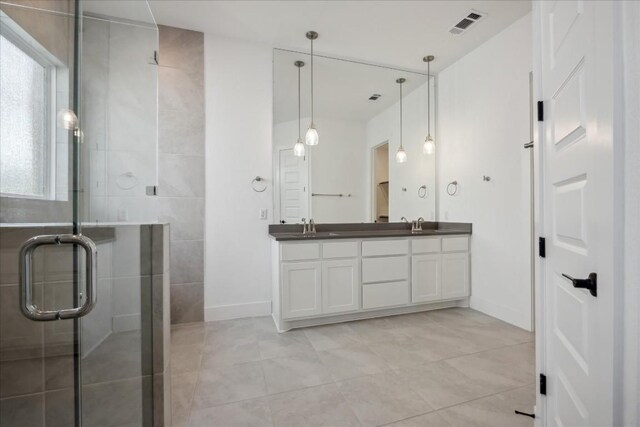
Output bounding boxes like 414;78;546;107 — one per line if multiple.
259;208;268;220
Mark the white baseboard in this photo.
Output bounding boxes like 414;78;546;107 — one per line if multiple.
204;300;272;322
470;296;532;331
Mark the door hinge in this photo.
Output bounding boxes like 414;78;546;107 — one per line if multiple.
537;101;544;121
540;373;547;395
539;237;546;258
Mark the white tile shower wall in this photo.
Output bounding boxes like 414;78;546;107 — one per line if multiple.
83;18;158;224
158;26;206;324
437;14;532;330
204;35;273;321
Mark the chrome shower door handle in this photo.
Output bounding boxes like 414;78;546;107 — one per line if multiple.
19;234;98;321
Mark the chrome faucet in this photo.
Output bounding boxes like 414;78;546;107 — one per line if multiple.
401;217;409;223
302;218;316;235
413;217;424;232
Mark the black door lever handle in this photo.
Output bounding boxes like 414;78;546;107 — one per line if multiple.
562;273;597;297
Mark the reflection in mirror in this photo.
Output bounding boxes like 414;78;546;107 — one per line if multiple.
273;48;436;224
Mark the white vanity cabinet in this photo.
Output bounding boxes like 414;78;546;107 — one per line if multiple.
272;234;470;330
442;253;470;299
411;254;441;303
322;258;359;314
281;261;322;319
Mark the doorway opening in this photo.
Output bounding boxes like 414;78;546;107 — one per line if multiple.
372;142;389;223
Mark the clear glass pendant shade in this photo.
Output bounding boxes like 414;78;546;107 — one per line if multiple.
423;135;435;154
293;138;305;156
396;146;407;163
305;125;319;146
57;108;78;130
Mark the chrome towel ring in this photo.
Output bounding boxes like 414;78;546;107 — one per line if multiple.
251;176;267;192
446;181;458;196
418;185;428;198
116;171;137;190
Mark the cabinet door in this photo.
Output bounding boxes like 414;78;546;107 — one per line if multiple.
282;261;322;319
411;254;441;303
441;253;470;299
322;259;359;314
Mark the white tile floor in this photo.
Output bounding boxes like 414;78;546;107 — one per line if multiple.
170;308;535;427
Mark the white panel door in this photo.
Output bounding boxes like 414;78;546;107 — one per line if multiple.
411;254;441;303
538;1;614;425
441;253;469;300
279;149;309;224
281;261;321;319
322;259;359;314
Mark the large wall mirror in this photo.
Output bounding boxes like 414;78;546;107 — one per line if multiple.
273;48;437;224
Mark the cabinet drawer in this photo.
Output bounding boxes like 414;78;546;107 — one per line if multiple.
412;238;441;254
323;241;358;259
362;239;408;257
281;243;320;261
442;236;469;252
362;256;409;283
362;281;409;309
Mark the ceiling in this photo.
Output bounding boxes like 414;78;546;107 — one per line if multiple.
148;0;531;74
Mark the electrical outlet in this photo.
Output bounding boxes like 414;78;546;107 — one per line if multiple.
259;208;268;220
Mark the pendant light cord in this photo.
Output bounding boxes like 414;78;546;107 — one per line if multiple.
427;61;431;136
310;38;314;123
298;64;301;139
399;80;403;149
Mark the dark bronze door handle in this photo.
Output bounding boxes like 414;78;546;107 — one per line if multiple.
562;273;597;297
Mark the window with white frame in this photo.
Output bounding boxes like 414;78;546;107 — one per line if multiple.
0;25;57;199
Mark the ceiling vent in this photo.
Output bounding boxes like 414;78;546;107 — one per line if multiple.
368;94;382;101
449;10;486;35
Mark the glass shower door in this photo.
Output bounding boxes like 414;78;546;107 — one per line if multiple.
0;1;87;425
0;1;161;426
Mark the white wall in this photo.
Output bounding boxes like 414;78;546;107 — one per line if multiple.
204;35;274;321
365;79;437;222
437;14;532;330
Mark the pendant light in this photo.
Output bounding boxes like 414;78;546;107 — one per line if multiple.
305;31;319;146
423;55;435;155
396;78;407;163
293;60;306;157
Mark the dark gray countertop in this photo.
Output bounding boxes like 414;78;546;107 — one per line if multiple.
269;222;471;241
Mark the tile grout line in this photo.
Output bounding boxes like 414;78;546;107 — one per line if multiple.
183;328;207;427
255;327;276;427
378;381;537;427
173;312;535;425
